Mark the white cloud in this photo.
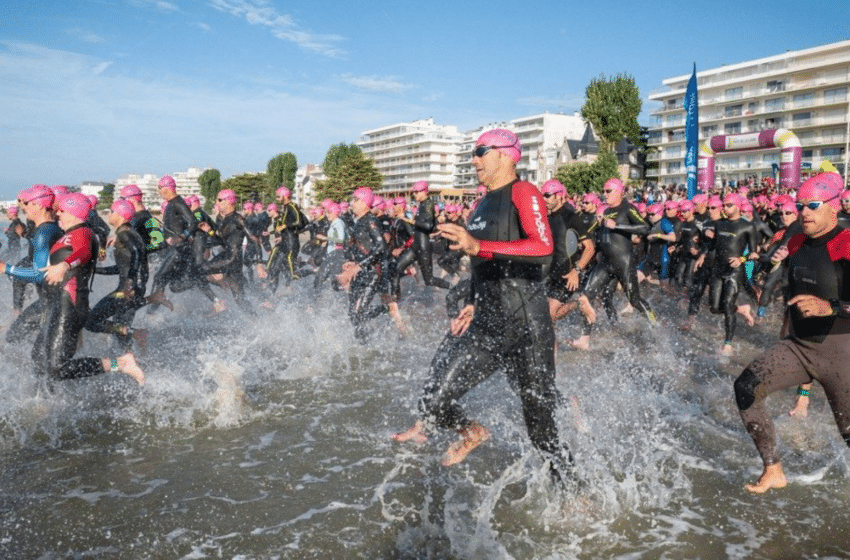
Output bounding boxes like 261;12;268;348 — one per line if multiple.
65;28;105;44
340;74;414;94
0;41;416;192
194;22;212;32
129;0;179;13
208;0;346;58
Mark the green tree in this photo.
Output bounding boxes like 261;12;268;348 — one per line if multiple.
267;152;298;192
198;168;221;211
314;150;383;202
555;144;620;195
322;143;363;177
221;173;268;204
98;184;115;209
581;73;642;150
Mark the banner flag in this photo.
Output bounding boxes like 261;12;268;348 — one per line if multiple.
685;63;699;199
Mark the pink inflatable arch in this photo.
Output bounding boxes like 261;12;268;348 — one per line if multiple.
697;128;802;191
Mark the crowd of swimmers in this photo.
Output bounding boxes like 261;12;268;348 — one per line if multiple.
2;128;849;495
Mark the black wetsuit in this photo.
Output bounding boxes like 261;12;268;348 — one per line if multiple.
707;217;758;343
266;202;306;291
418;179;574;484
345;212;389;340
3;217;25;261
11;219;36;313
86;223;147;351
838;211;850;230
198;211;254;314
674;217;700;289
87;210;111;252
545;204;581;303
735;227;850;466
581;200;653;334
405;199;450;290
388;216;416;300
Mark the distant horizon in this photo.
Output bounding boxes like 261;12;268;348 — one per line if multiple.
2;0;846;198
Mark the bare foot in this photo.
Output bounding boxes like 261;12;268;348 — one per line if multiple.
620;303;634;315
578;295;596;324
212;299;226;314
393;420;428;444
570;335;590;351
261;300;275;310
789;396;809;418
387;302;411;335
745;463;787;493
736;304;755;327
721;343;733;356
442;422;490;466
116;353;146;386
146;290;174;312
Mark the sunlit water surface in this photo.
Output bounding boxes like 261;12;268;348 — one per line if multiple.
1;260;850;559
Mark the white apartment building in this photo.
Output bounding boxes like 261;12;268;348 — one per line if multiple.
453;113;590;191
295;164;326;207
648;39;850;187
357;118;464;195
115;167;208;211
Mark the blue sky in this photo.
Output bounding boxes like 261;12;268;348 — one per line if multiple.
1;0;848;199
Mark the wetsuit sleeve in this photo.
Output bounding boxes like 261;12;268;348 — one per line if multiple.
4;225;55;283
476;182;553;260
60;228;96;269
200;216;242;274
414;202;435;233
613;205;650;236
356;219;388;268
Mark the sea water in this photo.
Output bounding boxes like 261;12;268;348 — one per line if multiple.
1;264;850;559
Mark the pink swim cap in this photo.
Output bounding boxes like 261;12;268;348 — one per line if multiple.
158;176;177;191
217;189;237;204
326;203;341;216
392;197;406;206
797;172;844;210
86;194;98;209
692;194;708;205
340;201;350;211
648;203;663;215
779;202;798;215
275;186;291;199
475;129;521;163
7;206;18;215
604;178;624;192
596;204;609;216
541;180;567;197
740;200;753;214
52;185;69;196
412;181;429;193
476;185;488;196
636;202;647;213
185;195;199;207
320;198;333;209
266;203;278;213
111;199;136;222
120;184;143;199
352;187;375;207
20;185;55;209
243;201;254;212
842;190;850;202
371;195;385;209
58;193;92;221
583;193;601;205
679;200;695;212
723;193;745;208
664;200;678;210
708;196;723;208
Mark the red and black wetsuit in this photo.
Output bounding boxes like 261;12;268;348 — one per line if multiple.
32;224;109;380
418;179;574;484
735;226;850;465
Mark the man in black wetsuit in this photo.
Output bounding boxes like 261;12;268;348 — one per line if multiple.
147;176;220;311
573;178;654;350
734;172;850;493
86;199;149;351
393;129;574;487
408;181;451;294
196;189;254;315
706;193;759;355
261;186;307;292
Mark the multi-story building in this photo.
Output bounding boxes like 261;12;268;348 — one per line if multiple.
294;164;326;207
648;39;850;187
115;167;208;211
357;118;464;196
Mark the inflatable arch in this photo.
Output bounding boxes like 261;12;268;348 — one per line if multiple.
697;128;802;192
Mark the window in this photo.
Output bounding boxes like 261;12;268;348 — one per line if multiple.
765;117;783;129
667;98;682;109
792;112;812;125
702;125;718;137
767;80;784;93
725;87;743;100
822;147;845;158
724;122;741;135
725;104;743;117
802;150;813;159
764;97;785;111
746;102;758;115
667;114;684;125
666;162;682;173
824;87;848;103
666;146;682;157
793;92;814;102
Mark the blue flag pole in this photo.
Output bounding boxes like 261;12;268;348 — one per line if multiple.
684;63;699;200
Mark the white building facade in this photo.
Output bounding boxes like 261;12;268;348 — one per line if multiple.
115;167;209;211
648;39;850;187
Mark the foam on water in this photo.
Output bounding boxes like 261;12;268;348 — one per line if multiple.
2;273;850;557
